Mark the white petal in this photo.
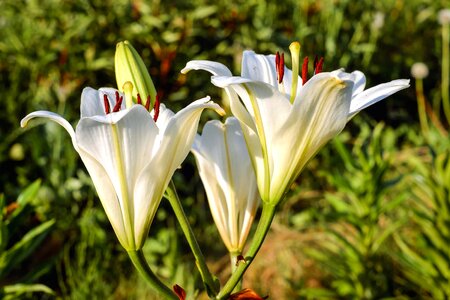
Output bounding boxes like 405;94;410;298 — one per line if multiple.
220;80;293;200
240;51;300;99
81;87;125;118
132;97;223;247
192;117;259;251
349;79;410;117
241;51;278;87
181;60;233;76
20;111;78;151
76;105;158;249
351;71;366;95
77;149;129;248
269;73;354;201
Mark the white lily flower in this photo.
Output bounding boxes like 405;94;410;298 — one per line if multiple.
192;117;260;253
182;44;410;204
21;87;224;250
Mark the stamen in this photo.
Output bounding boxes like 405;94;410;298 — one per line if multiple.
313;55;318;72
153;94;160;122
315;57;324;74
275;52;285;84
103;94;111;114
113;96;123;112
145;95;151;111
137;93;142;105
302;56;309;85
289;42;301;103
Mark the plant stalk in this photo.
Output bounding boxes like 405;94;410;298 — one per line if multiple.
127;250;178;300
165;180;219;297
216;203;277;299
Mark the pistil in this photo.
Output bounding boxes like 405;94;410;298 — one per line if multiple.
288;42;300;103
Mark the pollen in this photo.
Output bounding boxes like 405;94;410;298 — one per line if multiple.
275;51;285;84
103;94;111;114
153;94;161;122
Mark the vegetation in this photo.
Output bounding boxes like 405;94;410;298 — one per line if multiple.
0;0;448;298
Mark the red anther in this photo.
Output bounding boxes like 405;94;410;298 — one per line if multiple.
275;51;280;69
145;95;151;111
315;57;324;74
173;284;186;300
112;96;123;112
313;55;318;72
302;56;309;85
103;94;111;114
137;93;142;105
275;51;285;84
279;53;285;83
153;94;160;122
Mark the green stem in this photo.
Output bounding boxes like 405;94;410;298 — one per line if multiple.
165;180;219;297
229;251;243;292
127;250;178;300
442;22;450;125
216;203;277;300
415;78;429;134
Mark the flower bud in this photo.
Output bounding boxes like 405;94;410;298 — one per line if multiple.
438;9;450;25
115;41;156;108
411;62;429;79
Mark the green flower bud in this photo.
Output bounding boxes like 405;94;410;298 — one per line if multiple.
115;41;156;108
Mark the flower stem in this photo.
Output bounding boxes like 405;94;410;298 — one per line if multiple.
442;21;450;125
216;203;277;300
229;251;243;292
165;180;219;297
415;78;429;134
127;250;178;300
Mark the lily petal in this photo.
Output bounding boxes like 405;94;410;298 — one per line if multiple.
241;51;299;100
192;117;259;252
80;87;124;118
76;105;158;249
181;60;233;77
20;111;78;150
133;97;223;247
269;73;353;201
349;79;410;117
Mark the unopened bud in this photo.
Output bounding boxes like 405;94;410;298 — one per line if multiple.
411;62;429;79
438;9;450;25
115;41;156;109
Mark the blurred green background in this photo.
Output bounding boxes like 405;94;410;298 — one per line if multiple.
1;0;449;299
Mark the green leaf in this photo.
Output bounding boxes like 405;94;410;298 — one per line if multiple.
1;283;54;299
0;219;55;278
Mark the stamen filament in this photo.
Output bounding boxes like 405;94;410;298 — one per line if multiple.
289;42;301;103
103;94;111;114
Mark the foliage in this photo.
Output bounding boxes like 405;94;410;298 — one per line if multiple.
0;180;54;299
394;134;450;299
0;0;448;298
